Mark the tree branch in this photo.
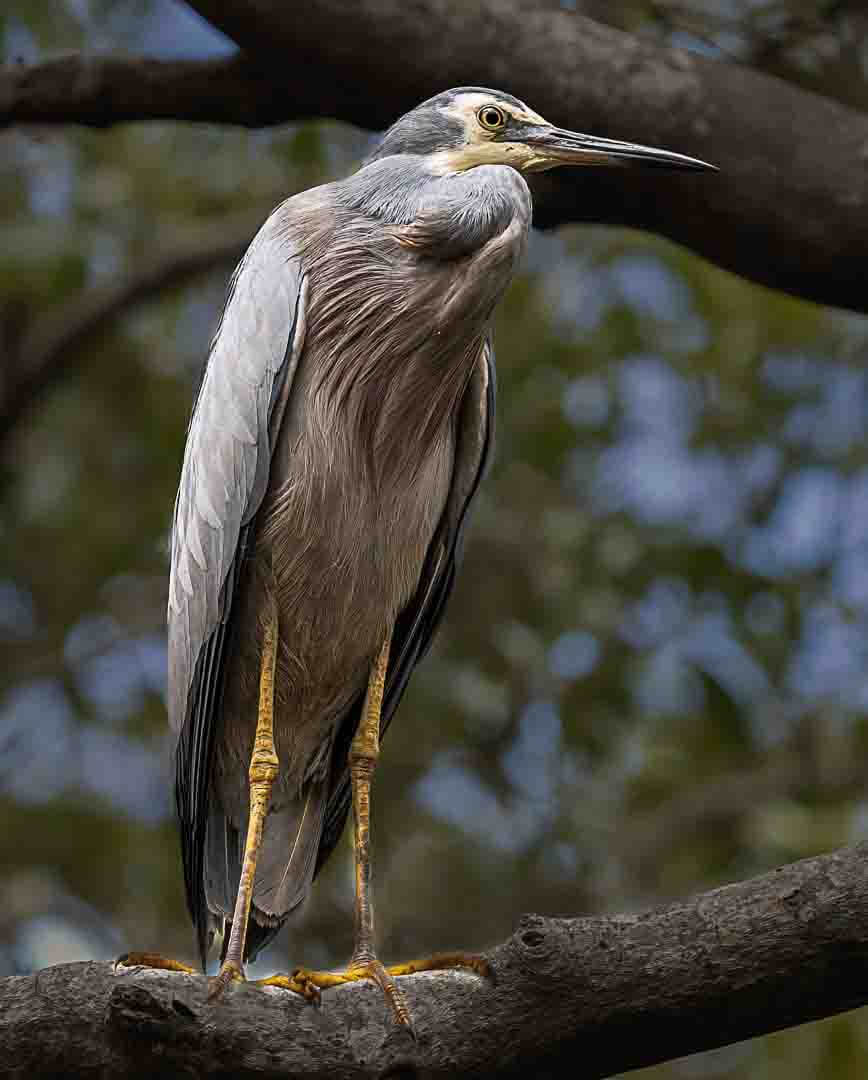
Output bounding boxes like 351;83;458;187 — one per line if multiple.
192;0;868;313
3;845;868;1077
4;3;866;312
0;214;266;441
0;53;293;127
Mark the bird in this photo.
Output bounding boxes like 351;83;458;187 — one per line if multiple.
120;87;713;1028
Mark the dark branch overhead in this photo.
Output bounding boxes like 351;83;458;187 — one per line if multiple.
0;53;291;128
3;846;868;1078
2;2;868;314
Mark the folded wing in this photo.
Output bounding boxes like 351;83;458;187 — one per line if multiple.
168;210;308;966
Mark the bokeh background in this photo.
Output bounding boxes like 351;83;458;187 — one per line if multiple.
4;3;868;1077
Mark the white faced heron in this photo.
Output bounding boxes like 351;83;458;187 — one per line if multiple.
120;87;713;1028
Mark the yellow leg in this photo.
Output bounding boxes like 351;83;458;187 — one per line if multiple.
209;595;280;999
351;633;392;950
256;630;491;1023
122;621;491;1020
343;632;414;1027
260;634;404;1021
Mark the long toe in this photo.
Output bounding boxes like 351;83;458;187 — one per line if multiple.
258;961;414;1031
385;950;493;982
251;950;490;1030
254;970;323;1005
354;958;415;1034
115;952;197;975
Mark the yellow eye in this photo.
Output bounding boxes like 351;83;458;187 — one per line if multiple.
477;105;506;132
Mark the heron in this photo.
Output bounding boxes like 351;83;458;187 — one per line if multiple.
121;87;713;1028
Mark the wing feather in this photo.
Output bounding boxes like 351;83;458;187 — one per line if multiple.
169;210;308;965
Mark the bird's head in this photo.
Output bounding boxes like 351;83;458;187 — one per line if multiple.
369;87;714;175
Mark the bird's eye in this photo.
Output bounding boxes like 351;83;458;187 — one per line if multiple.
477;105;507;132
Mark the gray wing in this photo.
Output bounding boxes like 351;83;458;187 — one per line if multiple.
168;210;307;963
315;337;495;876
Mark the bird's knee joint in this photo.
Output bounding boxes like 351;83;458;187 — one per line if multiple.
249;758;278;786
350;747;378;775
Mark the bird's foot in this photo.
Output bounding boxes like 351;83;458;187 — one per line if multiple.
115;951;197;975
115;953;262;1004
254;969;322;1005
260;956;413;1031
207;959;246;1001
256;950;491;1033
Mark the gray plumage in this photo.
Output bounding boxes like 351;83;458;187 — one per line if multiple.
171;90;526;966
168;87;712;969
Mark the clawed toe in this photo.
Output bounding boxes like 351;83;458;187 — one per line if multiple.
255;969;322;1005
114;946;490;1027
256;949;490;1030
115;952;197;975
289;969;325;1005
258;960;414;1029
385;950;492;981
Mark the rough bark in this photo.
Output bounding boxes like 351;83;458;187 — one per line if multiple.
3;2;868;312
3;845;868;1078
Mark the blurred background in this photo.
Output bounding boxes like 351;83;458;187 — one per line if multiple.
4;2;868;1077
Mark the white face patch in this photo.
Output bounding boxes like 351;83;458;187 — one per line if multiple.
426;93;551;175
442;93;548;145
428;142;551;176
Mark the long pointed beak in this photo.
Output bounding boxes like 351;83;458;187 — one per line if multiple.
519;125;716;173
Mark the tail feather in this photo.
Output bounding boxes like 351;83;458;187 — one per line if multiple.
236;916;281;964
204;808;242;921
253;780;327;918
205;779;328;965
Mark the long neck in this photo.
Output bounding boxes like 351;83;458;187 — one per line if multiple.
288;159;526;488
306;232;485;488
335;155;443;225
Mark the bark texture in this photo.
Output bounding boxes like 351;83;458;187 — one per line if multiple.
2;845;868;1079
3;2;868;311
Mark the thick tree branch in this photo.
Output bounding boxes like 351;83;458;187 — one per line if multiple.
191;0;868;313
0;53;292;127
4;3;866;312
0;213;267;441
3;846;868;1077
